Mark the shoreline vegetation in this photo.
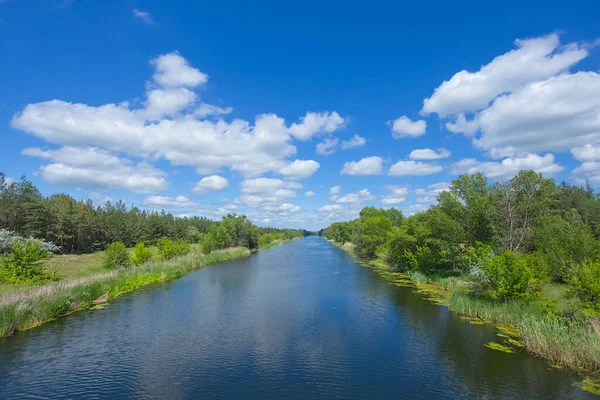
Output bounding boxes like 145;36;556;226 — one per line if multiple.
330;239;600;373
0;238;301;338
0;173;309;338
320;170;600;382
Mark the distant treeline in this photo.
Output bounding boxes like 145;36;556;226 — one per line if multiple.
320;170;600;311
0;172;309;254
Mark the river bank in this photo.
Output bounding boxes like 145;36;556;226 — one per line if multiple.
328;240;600;378
0;246;254;338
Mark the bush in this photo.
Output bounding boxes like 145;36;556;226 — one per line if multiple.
259;234;272;247
103;242;130;269
481;250;535;300
201;235;216;254
0;240;55;284
0;229;59;255
130;241;153;265
568;260;600;314
156;238;190;260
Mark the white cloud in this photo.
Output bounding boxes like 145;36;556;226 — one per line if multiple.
304;191;315;197
278;159;320;180
409;148;451;160
288;111;346;141
341;156;384;175
388;116;426;138
472;72;600;157
571;145;600;161
237;178;301;215
12;52;340;179
573;161;600;184
388;160;443;176
329;186;341;195
22;146;168;193
194;103;233;118
316;137;339;156
340;135;366;149
413;182;450;204
317;204;343;212
133;9;154;24
3;176;16;186
192;175;228;195
422;33;588;117
451;153;563;179
144;195;197;209
381;185;409;205
145;87;197;119
151;52;208;88
336;188;374;204
445;113;480;136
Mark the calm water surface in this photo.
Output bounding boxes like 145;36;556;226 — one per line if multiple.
0;237;592;399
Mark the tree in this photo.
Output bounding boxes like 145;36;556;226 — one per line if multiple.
355;216;392;260
102;242;130;269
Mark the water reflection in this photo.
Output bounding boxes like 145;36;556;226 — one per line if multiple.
0;237;592;399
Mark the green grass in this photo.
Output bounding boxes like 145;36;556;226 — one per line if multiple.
329;239;600;371
0;247;250;338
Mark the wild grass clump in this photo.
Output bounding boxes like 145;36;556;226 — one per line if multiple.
0;247;249;337
448;288;600;370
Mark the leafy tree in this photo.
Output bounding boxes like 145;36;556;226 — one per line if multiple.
480;250;534;300
355;216;392;260
131;241;153;265
567;260;600;314
102;242;130;269
0;240;56;284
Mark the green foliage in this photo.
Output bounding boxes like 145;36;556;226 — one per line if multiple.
259;234;273;247
355;216;392;260
0;240;55;284
156;238;190;260
130;241;153;265
567;260;600;314
480;250;535;300
534;211;598;281
102;242;130;269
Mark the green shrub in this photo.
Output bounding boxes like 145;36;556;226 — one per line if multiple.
482;250;535;300
0;240;54;284
259;234;272;247
202;235;216;254
567;260;600;314
156;238;190;260
130;241;153;265
103;242;130;269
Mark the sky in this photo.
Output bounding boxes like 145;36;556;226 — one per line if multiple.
1;0;600;231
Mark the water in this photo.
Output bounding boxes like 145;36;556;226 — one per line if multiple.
0;237;592;399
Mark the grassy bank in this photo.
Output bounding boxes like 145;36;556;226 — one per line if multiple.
329;239;600;372
0;247;250;338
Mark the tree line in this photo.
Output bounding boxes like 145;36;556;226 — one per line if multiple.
320;170;600;313
0;172;308;255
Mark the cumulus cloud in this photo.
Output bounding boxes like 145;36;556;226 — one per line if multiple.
450;153;563;179
288;111;346;141
316;134;366;155
22;146;168;193
388;160;443;176
11;52;347;183
317;204;343;212
388;116;426;138
152;52;208;88
336;188;374;204
192;175;228;195
278;159;320;180
329;186;341;195
304;191;315;197
381;185;409;205
472;72;600;157
341;156;384;175
340;135;366;149
573;161;600;184
236;178;302;215
408;148;451;160
194;103;233;118
144;195;197;209
316;137;339;156
571;145;600;161
133;9;154;24
414;182;450;204
421;33;587;117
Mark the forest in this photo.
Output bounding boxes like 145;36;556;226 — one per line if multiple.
320;170;600;317
0;172;307;285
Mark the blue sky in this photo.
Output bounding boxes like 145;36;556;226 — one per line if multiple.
1;0;600;231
